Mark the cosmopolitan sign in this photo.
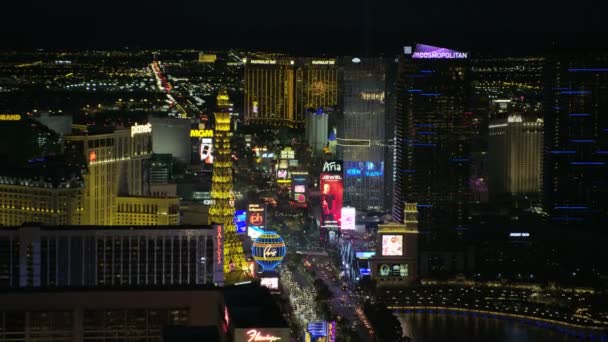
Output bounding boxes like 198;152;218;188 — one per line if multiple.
411;44;468;59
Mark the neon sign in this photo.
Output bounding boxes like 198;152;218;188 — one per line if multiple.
322;161;342;173
0;114;21;121
249;212;264;226
224;307;230;327
190;129;214;138
89;151;97;162
131;122;152;137
250;60;276;65
412;44;468;59
263;246;277;258
346;168;361;176
312;60;335;65
217;225;223;266
246;329;282;342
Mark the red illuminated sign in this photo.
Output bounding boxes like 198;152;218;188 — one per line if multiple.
224;306;230;327
320;173;343;228
89;151;96;162
246;330;282;342
249;213;263;226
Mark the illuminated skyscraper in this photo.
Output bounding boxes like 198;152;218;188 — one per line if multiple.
244;57;337;127
64;124;152;225
244;58;296;127
295;58;338;119
393;44;472;232
488;114;543;196
209;91;249;284
337;57;389;211
544;55;608;227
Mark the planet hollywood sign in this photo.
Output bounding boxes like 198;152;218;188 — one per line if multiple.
131;122;152;137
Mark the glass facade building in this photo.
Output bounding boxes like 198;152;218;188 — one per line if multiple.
0;225;220;288
337;57;389;211
543;54;608;227
393;50;472;231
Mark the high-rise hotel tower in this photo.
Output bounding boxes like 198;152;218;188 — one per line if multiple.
393;44;472;232
544;54;608;227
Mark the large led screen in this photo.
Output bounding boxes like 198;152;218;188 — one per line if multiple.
320;173;343;228
382;235;403;256
378;263;409;277
234;210;247;234
291;173;308;204
341;207;356;230
260;277;279;290
200;138;214;164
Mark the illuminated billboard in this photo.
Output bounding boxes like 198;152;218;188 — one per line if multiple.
248;226;264;240
278;159;289;169
382;235;403;256
131;122;152;137
341;207;356;230
291;172;308;204
234;210;247;234
320;161;343;228
280;147;295;160
247;204;265;239
200;138;214;164
234;328;290;342
411;44;468;59
0;114;21;121
378;263;409;277
355;251;376;259
260;276;279;290
345;161;384;177
276;169;288;179
306;321;336;342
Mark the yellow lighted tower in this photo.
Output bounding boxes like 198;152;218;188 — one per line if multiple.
209;90;249;283
404;202;418;231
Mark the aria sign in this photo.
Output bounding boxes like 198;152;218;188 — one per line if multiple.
322;160;343;173
246;329;282;342
131;122;152;137
411;44;468;59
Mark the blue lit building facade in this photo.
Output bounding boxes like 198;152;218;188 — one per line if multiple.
337;57;390;211
543;55;608;228
393;46;472;232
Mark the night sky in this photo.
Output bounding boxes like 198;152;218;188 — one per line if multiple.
3;0;608;54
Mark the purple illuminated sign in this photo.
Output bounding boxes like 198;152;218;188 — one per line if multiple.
411;44;468;59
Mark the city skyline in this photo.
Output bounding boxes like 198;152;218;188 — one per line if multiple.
1;32;608;340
